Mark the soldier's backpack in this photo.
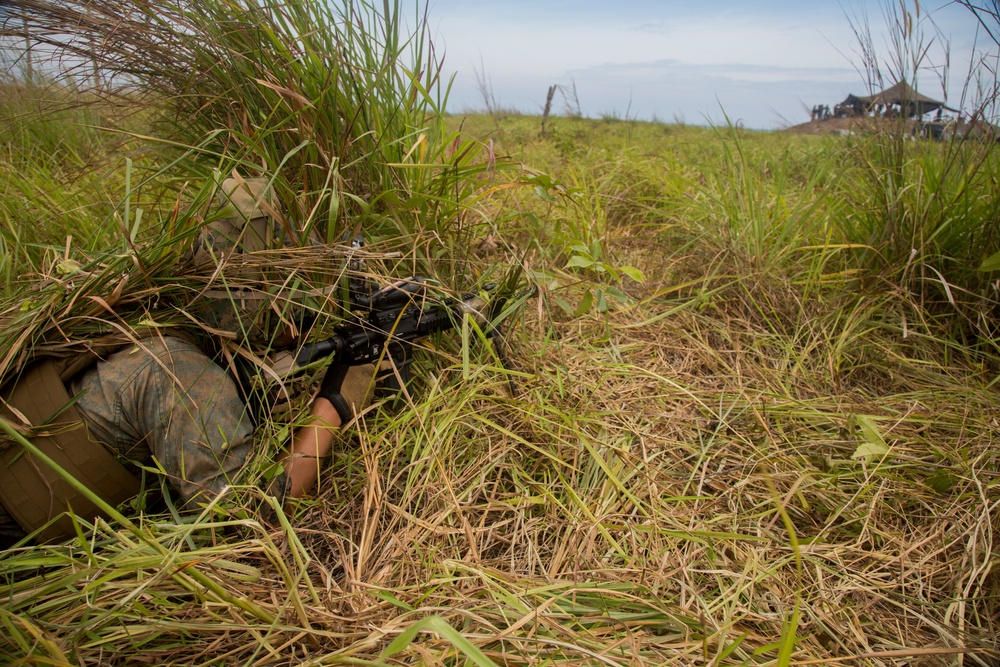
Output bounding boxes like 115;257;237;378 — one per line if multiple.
0;346;144;543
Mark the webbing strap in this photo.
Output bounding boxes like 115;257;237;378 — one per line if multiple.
0;360;141;542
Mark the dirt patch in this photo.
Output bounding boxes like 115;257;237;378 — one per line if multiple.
784;116;935;136
784;117;871;135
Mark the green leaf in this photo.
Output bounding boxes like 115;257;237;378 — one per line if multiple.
777;598;801;667
56;259;82;275
926;469;957;493
851;415;890;462
130;208;144;243
716;631;750;664
979;250;1000;272
574;290;594;317
533;185;554;202
596;289;608;313
375;590;415;612
525;172;556;189
620;265;646;283
604;285;630;303
381;616;498;667
566;255;595;270
553;297;575;315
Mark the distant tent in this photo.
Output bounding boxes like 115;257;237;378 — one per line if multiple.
841;81;957;118
837;94;869;116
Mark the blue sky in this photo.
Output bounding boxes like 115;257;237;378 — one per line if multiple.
426;1;993;129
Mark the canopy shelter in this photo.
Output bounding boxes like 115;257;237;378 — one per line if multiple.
840;81;957;118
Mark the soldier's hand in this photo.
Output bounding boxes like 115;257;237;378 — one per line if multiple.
317;364;377;424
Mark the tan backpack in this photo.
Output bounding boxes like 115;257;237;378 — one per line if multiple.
0;348;142;543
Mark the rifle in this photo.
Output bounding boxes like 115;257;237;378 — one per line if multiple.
264;272;526;399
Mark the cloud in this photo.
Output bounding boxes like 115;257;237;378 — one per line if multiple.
632;22;667;35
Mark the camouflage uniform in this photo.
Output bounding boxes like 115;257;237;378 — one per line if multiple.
67;336;280;504
79;177;302;504
1;177;303;546
0;336;284;548
180;175;313;349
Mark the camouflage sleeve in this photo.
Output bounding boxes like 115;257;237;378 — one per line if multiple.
70;336;291;505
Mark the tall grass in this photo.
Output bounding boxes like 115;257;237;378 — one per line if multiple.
496;114;1000;664
1;0;507;276
0;79;137;283
0;0;512;376
840;0;1000;342
2;114;998;666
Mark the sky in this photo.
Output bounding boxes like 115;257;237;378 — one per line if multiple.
425;0;995;129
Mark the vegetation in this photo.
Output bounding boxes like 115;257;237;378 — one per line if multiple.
1;0;998;665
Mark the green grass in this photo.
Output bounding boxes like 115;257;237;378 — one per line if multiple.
1;0;1000;665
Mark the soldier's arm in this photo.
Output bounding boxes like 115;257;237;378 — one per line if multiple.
279;397;341;499
277;359;378;500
